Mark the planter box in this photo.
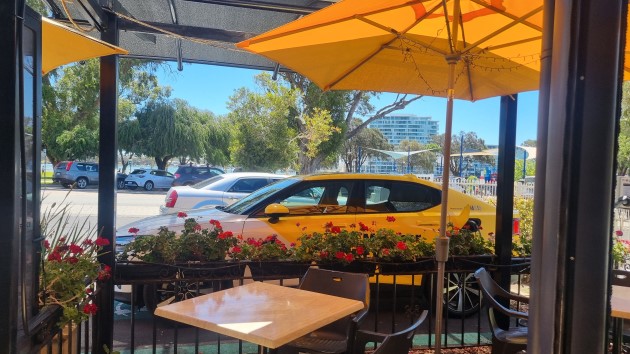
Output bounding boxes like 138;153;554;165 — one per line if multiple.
377;258;435;275
318;260;377;276
115;261;246;283
247;261;312;281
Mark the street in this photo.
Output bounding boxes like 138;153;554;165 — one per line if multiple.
40;185;167;229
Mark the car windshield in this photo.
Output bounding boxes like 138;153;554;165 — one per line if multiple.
193;175;224;189
221;177;300;215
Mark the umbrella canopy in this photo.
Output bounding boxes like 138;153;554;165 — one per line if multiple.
237;2;551;351
237;0;543;101
42;17;128;74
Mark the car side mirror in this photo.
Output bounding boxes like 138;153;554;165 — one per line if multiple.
265;203;290;223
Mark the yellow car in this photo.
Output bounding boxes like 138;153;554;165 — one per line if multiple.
117;173;512;315
119;173;503;249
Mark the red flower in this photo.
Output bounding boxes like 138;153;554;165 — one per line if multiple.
193;224;202;231
66;256;79;264
356;246;365;255
330;226;342;234
345;253;354;262
128;227;140;234
296;222;301;227
335;251;345;259
209;219;222;228
349;223;356;229
82;303;98;315
386;216;396;222
85;288;93;294
382;248;390;256
232;246;242;253
82;239;93;246
396;241;407;250
177;211;188;218
324;222;334;230
359;222;369;231
43;240;50;249
617;230;624;237
98;265;111;281
69;244;83;254
218;231;233;240
95;237;110;246
319;251;329;259
47;252;61;262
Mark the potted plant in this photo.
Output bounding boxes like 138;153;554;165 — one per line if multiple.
117;213;245;281
446;223;495;271
367;228;435;275
292;222;376;275
229;235;310;280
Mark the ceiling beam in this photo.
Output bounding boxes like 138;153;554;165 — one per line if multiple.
118;19;257;43
183;0;323;15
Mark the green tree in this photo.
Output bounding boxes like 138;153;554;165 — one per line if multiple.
42;58;168;166
617;82;630;175
133;99;209;170
203;117;231;166
227;79;298;171
340;119;392;172
398;140;439;173
432;131;491;177
521;139;537;147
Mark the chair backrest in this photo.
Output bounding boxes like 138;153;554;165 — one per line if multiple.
474;267;528;320
612;269;630;287
371;310;428;354
299;268;370;334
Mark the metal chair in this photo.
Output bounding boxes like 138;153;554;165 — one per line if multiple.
277;268;370;354
352;310;428;354
611;269;630;354
474;268;529;354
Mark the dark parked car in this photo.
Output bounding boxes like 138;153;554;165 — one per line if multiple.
172;165;225;186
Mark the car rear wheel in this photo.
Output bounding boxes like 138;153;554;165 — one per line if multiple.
144;181;154;191
117;179;126;189
76;177;88;189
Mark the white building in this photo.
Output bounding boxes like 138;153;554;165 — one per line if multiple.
366;115;439;174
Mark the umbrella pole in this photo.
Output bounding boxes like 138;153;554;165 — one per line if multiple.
434;56;457;354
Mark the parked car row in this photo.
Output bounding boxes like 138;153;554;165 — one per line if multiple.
159;172;287;214
53;160;128;190
52;161;225;190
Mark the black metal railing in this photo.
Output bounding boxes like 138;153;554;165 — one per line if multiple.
88;259;531;354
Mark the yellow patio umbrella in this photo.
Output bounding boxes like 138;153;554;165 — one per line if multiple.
237;1;550;351
42;17;128;75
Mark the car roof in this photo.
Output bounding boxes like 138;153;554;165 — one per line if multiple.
221;172;287;178
292;173;434;184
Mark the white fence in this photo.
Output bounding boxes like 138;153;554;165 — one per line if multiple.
418;176;535;200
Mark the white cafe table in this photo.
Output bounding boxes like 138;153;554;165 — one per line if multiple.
611;285;630;354
154;281;365;354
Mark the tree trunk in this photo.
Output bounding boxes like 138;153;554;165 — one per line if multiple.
154;156;171;171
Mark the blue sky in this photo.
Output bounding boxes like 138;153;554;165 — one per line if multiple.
157;62;539;146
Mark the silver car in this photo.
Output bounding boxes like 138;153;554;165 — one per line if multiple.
124;169;174;191
159;172;286;214
52;161;99;189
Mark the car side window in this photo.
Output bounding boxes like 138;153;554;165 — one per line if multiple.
76;163;86;171
229;178;268;193
363;181;440;213
154;170;166;177
90;164;99;172
272;181;354;215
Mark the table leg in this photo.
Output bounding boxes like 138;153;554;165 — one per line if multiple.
613;318;623;354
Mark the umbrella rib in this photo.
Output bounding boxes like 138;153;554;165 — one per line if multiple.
460;6;543;56
486;35;542;51
469;0;542;32
241;0;427;46
326;1;446;90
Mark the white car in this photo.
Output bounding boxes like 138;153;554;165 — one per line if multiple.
159;172;286;215
125;169;175;191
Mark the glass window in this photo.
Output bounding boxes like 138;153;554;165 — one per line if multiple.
362;180;440;213
229;178;269;193
273;181;354;215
